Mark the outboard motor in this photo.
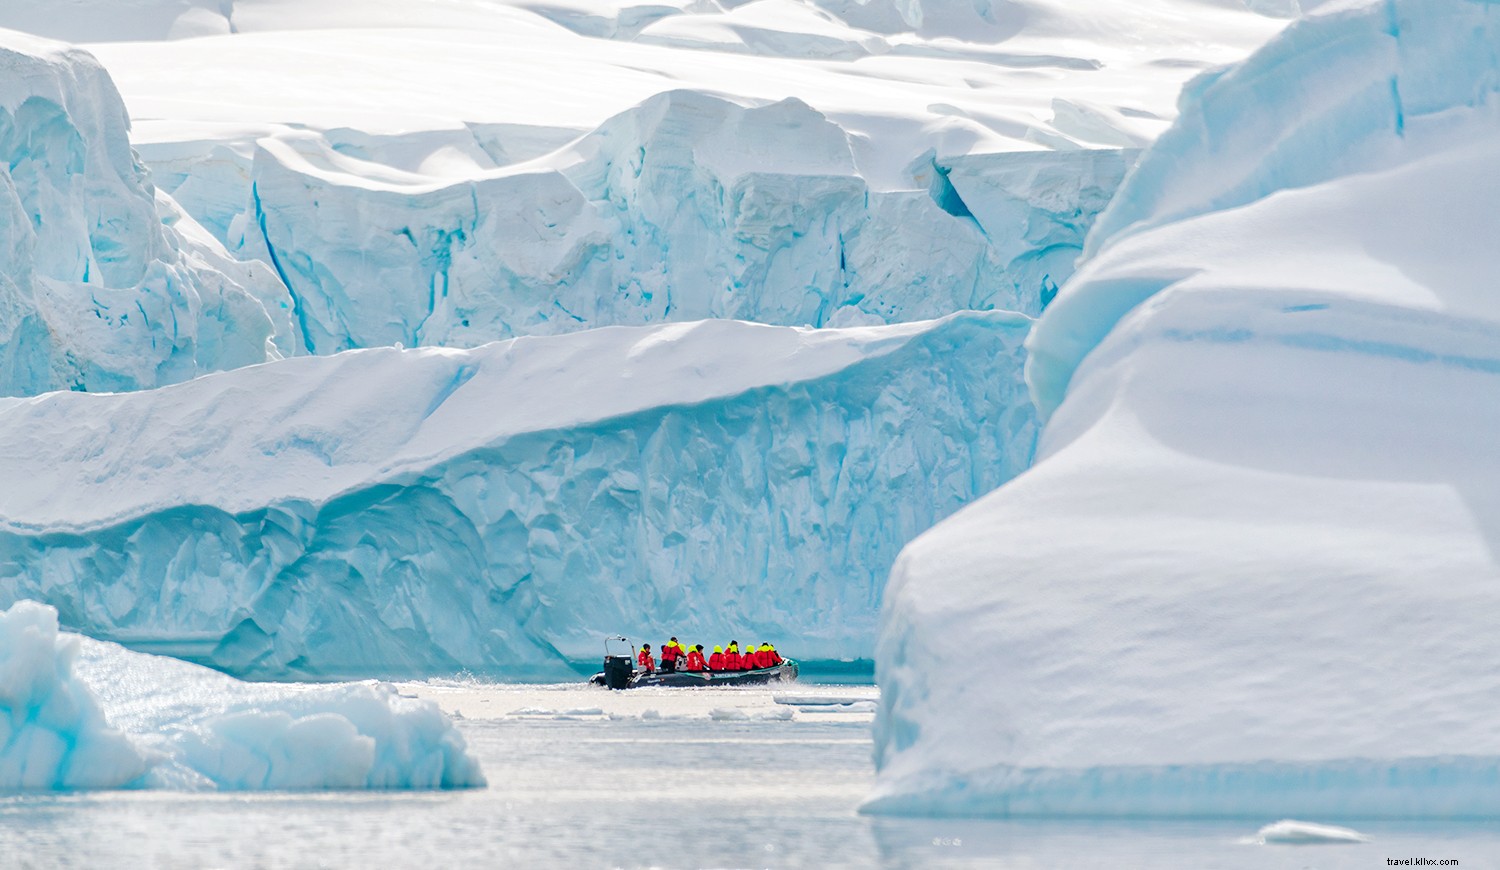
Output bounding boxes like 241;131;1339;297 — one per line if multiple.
601;636;634;690
602;655;633;690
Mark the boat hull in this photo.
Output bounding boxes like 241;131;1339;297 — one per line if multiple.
590;660;799;688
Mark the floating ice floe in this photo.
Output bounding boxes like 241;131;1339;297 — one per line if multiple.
0;600;484;792
1254;820;1370;846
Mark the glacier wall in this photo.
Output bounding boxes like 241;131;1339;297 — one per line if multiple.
0;599;484;791
158;92;1130;353
0;33;293;398
870;0;1500;818
0;312;1034;679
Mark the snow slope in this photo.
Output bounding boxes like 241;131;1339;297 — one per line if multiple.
0;31;293;397
0;312;1033;678
0;600;483;791
870;0;1500;818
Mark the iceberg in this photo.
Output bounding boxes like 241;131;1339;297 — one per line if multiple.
0;599;483;791
870;0;1500;818
0;312;1034;679
0;32;292;398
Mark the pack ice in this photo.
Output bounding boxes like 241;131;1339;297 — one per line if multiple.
0;32;293;398
871;0;1500;818
0;312;1033;679
0;600;483;791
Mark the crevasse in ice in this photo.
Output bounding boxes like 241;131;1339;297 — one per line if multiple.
871;0;1500;818
0;313;1034;679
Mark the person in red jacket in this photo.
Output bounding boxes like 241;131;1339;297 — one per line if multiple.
708;645;725;671
766;644;782;666
637;643;655;673
685;644;707;672
723;641;741;671
658;638;675;673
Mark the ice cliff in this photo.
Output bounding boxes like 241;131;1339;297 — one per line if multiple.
871;0;1500;818
0;32;292;398
0;600;483;791
0;312;1034;679
204;92;1128;352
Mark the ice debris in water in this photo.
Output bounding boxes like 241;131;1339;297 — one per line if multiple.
1255;820;1369;845
0;600;484;792
0;601;150;790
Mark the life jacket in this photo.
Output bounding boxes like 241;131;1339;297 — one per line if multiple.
662;643;679;662
637;649;655;671
685;650;706;671
724;651;741;670
708;652;725;670
768;648;782;666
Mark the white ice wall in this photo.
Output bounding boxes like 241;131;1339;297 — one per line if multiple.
0;312;1034;679
871;0;1500;818
0;32;291;397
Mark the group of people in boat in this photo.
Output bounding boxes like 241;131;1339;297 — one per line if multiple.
636;637;782;674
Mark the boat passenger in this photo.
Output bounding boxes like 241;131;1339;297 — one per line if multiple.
685;645;707;672
661;637;682;672
708;645;725;671
767;644;782;666
752;643;769;669
637;644;655;673
724;642;742;671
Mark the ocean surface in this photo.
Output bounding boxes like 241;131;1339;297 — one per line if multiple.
1;682;1495;869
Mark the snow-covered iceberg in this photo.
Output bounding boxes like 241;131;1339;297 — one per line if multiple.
0;312;1034;679
0;600;483;791
0;32;293;398
870;0;1500;818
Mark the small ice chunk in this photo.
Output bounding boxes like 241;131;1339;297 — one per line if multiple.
710;708;750;721
563;708;604;716
1256;820;1370;845
794;701;876;713
754;708;794;721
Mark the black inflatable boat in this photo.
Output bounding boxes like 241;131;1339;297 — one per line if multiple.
589;636;798;689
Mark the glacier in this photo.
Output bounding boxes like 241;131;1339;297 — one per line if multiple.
155;92;1136;354
870;0;1500;818
0;312;1034;679
0;599;483;791
0;32;292;398
53;0;1285;359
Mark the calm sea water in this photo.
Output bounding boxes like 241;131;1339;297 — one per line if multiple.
2;687;1496;869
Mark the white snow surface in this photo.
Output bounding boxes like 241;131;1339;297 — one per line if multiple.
871;0;1500;818
0;312;1034;678
0;31;292;397
0;600;484;791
